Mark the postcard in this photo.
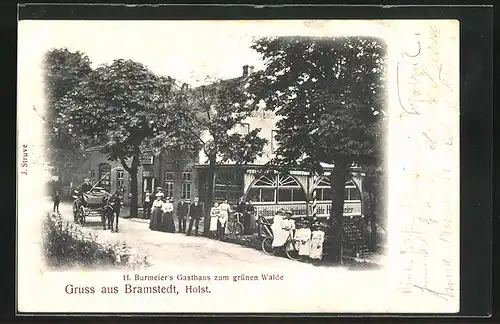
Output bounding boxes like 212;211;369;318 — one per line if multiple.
17;19;459;314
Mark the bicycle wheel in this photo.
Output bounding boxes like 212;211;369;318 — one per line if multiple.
261;236;276;255
234;222;244;236
285;239;301;261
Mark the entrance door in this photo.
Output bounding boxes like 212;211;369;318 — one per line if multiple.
143;177;154;193
98;163;112;192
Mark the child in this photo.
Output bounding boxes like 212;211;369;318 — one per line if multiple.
52;190;61;213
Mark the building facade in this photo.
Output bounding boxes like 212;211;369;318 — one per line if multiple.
72;65;365;219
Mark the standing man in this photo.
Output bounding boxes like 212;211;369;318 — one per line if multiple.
52;190;61;213
235;197;246;233
143;189;152;219
245;199;256;234
187;197;203;236
177;198;189;233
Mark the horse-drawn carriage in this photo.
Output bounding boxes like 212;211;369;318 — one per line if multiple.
72;187;110;226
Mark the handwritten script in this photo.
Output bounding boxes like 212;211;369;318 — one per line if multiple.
395;22;459;304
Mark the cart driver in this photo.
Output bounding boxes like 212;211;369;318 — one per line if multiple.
77;178;93;205
78;178;93;193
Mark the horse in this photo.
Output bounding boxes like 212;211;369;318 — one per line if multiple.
101;196;120;232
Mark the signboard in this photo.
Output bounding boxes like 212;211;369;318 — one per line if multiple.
139;151;154;165
254;201;362;218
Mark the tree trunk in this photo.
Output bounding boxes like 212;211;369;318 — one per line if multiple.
203;160;216;235
172;158;183;221
326;159;350;264
129;155;140;219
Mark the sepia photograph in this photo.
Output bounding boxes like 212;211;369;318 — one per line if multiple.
17;18;459;313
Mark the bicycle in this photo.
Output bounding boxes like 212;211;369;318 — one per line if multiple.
228;212;245;235
257;214;301;261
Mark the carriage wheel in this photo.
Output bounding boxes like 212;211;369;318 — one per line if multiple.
262;236;276;255
78;207;86;226
285;238;301;261
72;202;78;222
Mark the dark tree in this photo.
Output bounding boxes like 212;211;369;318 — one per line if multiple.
248;36;387;262
175;78;268;234
44;48;93;185
56;59;176;218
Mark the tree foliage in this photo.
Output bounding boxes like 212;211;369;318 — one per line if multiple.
44;48;93;175
57;59;177;217
176;77;268;232
248;36;387;261
248;36;386;171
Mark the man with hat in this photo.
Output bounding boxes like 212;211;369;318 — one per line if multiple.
177;198;189;233
77;178;93;196
187;197;203;236
74;178;93;222
143;189;152;219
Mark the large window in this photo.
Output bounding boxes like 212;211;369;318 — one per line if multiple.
246;173;306;203
214;170;244;202
181;171;191;200
345;180;361;201
164;171;174;198
98;163;111;192
314;177;361;201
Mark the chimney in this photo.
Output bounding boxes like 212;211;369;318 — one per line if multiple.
242;65;249;77
248;65;255;75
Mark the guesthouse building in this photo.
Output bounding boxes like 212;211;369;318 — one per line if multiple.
72;65;365;219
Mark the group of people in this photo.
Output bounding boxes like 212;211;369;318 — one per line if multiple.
144;187;257;238
208;199;232;240
146;188;203;235
208;197;256;240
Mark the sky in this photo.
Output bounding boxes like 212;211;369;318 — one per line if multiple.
18;20;390;86
20;21;269;86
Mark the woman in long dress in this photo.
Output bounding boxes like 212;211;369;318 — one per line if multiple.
150;194;164;231
209;202;220;238
161;197;175;233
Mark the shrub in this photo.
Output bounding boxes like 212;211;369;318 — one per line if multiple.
42;212;150;269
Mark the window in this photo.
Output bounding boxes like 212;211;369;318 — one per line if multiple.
164;171;174;198
236;123;249;135
214;170;244;202
98;163;111;192
247;173;306;203
345;180;361;201
116;170;124;191
314;177;361;201
181;172;191;200
271;130;278;153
